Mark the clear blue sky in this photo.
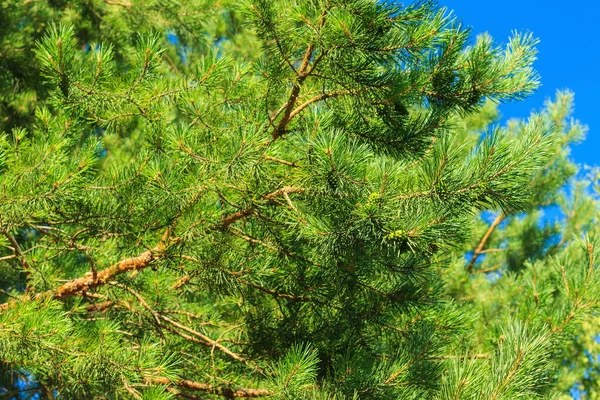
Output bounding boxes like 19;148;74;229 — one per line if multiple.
436;0;599;167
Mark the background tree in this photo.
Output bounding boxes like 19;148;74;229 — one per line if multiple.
0;0;598;399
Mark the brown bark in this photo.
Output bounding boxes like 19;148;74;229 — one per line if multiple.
149;377;273;398
51;250;156;298
467;213;506;273
220;208;255;230
0;248;160;312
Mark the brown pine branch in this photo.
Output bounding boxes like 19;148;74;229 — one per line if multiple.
161;313;247;365
271;44;315;140
1;227;32;270
220;208;255;230
287;90;352;121
263;155;297;167
0;233;170;312
111;283;257;371
86;300;114;313
467;213;506;273
238;278;315;303
263;186;305;200
432;353;489;360
489;347;525;400
149;377;273;398
268;8;328;140
180;254;327;306
472;262;505;274
51;249;158;299
219;186;305;230
104;0;132;8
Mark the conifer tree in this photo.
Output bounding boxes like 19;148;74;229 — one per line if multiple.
1;1;598;399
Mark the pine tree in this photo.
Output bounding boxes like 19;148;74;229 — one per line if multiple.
1;1;598;399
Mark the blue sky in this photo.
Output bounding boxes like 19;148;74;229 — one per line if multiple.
437;0;599;167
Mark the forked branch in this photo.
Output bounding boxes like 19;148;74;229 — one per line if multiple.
467;213;506;273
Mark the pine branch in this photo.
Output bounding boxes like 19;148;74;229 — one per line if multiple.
263;186;305;200
0;232;171;311
0;227;32;271
472;262;505;274
467;213;506;273
383;339;433;385
432;353;489;360
104;0;132;8
270;9;328;140
180;253;333;308
85;299;114;313
271;44;315;140
489;347;525;400
51;249;158;298
263;155;297;167
149;377;273;398
248;3;297;74
219;186;305;229
161;313;248;366
110;282;260;371
287;90;352;120
220;208;256;230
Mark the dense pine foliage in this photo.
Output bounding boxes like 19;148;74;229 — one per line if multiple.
1;1;599;399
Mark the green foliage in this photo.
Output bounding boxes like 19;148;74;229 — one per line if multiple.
0;0;598;399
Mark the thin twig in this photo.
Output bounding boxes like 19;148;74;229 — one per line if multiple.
467;213;506;273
